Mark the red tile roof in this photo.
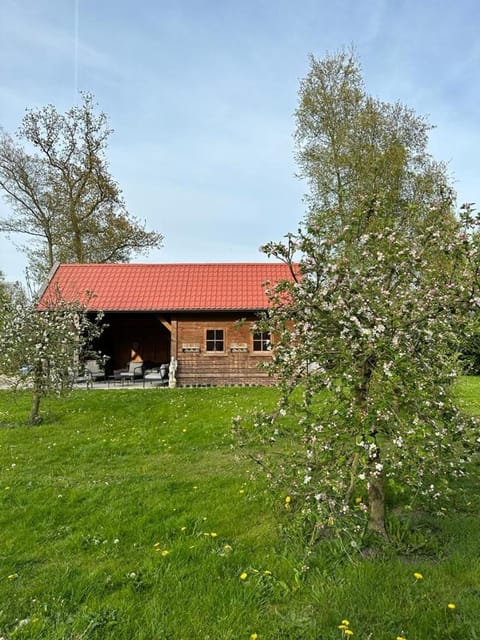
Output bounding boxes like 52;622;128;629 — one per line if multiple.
38;263;296;312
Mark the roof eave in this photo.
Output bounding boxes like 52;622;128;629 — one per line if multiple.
87;307;269;313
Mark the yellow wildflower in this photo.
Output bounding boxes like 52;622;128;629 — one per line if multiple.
413;572;423;580
285;496;291;503
355;496;362;504
396;636;407;640
7;574;18;580
447;603;456;610
250;634;258;640
240;571;248;580
223;544;233;552
210;532;217;537
345;630;354;637
155;546;170;555
341;620;350;626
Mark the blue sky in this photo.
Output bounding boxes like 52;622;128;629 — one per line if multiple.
1;0;479;284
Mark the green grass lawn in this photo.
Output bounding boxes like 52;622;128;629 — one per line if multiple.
0;382;479;640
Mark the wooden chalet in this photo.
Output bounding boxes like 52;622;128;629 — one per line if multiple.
38;263;295;386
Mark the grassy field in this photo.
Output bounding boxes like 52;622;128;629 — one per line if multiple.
0;381;479;639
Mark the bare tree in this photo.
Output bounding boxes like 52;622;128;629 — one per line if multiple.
0;93;163;283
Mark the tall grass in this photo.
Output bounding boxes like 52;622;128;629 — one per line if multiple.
0;383;479;639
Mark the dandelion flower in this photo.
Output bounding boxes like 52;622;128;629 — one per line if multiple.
263;570;272;575
341;620;350;626
413;572;423;580
160;549;170;556
240;572;248;580
7;573;18;580
250;634;258;640
396;636;407;640
345;630;354;636
223;544;233;552
210;532;217;537
447;603;456;610
355;496;362;504
285;496;291;503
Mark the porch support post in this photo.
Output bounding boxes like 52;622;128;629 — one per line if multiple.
170;319;178;359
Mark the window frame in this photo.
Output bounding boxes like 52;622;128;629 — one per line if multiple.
205;328;225;353
252;330;272;353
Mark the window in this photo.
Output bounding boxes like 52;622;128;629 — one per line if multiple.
206;329;224;352
253;331;271;352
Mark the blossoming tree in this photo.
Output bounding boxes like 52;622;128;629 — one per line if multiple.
256;51;480;540
0;287;103;424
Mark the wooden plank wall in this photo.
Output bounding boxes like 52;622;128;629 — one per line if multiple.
174;313;273;386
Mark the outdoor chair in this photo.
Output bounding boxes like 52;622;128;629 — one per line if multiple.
118;361;144;384
143;363;169;387
75;359;106;388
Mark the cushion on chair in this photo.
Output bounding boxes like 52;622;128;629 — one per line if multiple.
127;361;143;377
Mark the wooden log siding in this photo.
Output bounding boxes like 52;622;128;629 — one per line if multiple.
174;313;273;386
39;263;296;385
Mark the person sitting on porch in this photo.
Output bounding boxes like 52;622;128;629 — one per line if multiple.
130;342;143;363
112;343;143;380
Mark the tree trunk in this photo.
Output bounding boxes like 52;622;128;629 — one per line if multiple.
367;472;387;537
29;371;42;424
355;354;387;538
29;389;41;424
71;214;84;262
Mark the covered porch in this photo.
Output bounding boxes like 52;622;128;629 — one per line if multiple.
92;312;172;375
